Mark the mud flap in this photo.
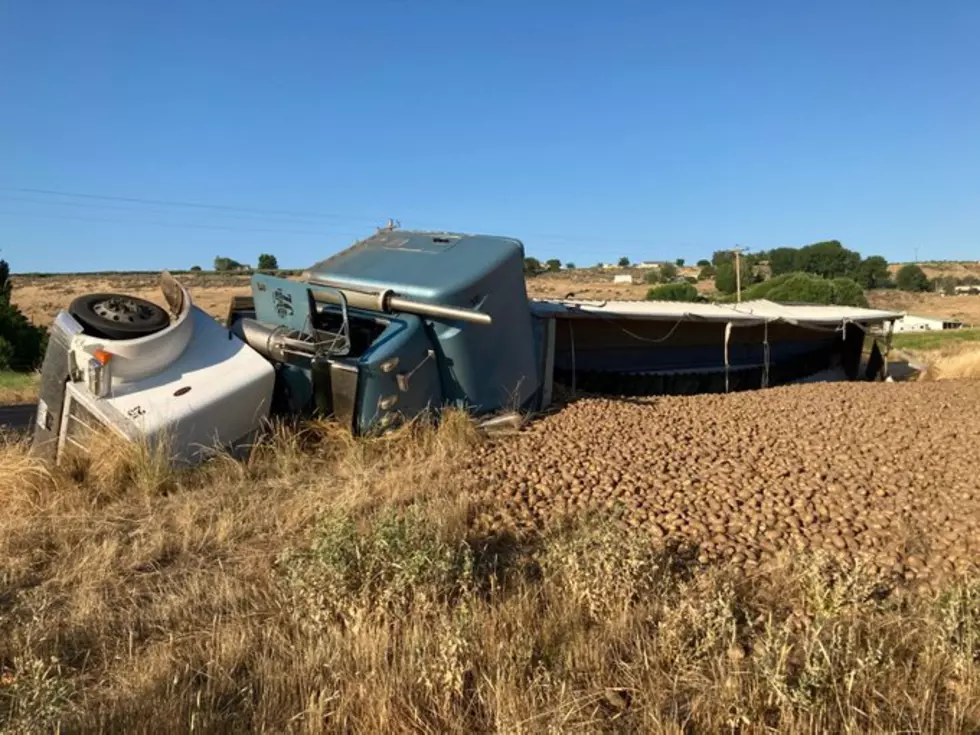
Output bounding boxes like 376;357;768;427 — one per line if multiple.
31;313;84;460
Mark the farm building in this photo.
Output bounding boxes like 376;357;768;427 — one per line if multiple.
892;314;965;333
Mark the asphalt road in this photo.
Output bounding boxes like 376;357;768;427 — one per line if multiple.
0;404;36;432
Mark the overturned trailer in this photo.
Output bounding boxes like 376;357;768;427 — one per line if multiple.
30;229;901;465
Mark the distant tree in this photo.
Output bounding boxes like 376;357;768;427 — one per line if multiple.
697;265;716;281
675;258;685;267
659;262;679;281
0;260;11;304
736;273;868;308
189;265;202;272
712;250;735;266
545;258;562;273
596;262;603;268
767;247;800;276
214;256;245;272
896;264;930;292
934;275;959;296
696;259;711;267
714;259;757;295
644;270;660;285
646;282;698;302
0;259;47;371
257;253;279;271
618;256;630;267
565;262;576;269
795;240;861;279
853;255;891;289
524;257;544;276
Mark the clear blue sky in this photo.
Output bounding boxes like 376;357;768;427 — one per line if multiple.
1;1;978;273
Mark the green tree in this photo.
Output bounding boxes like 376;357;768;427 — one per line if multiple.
214;256;245;272
933;275;958;296
257;253;279;271
714;259;756;295
712;250;734;266
523;257;543;276
643;270;660;285
646;282;698;302
697;265;716;281
675;258;685;267
896;264;930;292
0;259;47;371
189;265;202;272
0;260;11;303
696;259;711;267
618;256;630;267
659;262;679;281
736;273;868;307
545;258;562;273
767;247;800;276
565;262;576;270
853;255;891;289
795;241;861;279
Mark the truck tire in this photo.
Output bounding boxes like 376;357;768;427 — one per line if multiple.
68;293;170;340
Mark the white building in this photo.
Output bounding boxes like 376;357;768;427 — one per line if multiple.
892;314;965;333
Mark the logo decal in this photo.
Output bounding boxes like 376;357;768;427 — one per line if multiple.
273;288;294;318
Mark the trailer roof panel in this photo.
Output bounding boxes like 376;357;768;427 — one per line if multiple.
529;298;901;326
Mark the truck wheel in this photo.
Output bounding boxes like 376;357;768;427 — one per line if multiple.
68;293;171;340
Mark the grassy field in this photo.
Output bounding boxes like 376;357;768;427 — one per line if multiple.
892;327;980;351
1;408;979;732
0;371;39;405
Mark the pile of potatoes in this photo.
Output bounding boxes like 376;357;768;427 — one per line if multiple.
462;380;980;586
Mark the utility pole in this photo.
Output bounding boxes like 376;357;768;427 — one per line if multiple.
731;245;747;303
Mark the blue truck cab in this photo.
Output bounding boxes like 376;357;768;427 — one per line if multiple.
234;228;545;434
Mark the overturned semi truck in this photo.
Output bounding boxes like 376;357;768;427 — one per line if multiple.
30;228;902;465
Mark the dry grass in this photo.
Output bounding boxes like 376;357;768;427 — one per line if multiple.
869;289;980;325
918;347;980;382
1;411;979;733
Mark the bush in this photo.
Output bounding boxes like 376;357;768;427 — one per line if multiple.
646;282;698;302
896;264;930;292
644;270;660;285
697;265;716;281
737;272;869;307
696;259;710;267
659;262;679;281
565;262;576;270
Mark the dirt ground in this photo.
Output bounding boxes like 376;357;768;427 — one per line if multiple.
464;379;980;590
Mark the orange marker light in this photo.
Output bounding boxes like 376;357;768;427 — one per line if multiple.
93;349;113;365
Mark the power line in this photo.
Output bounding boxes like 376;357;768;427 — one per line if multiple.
0;185;388;224
0;194;371;225
0;184;710;257
0;209;365;237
